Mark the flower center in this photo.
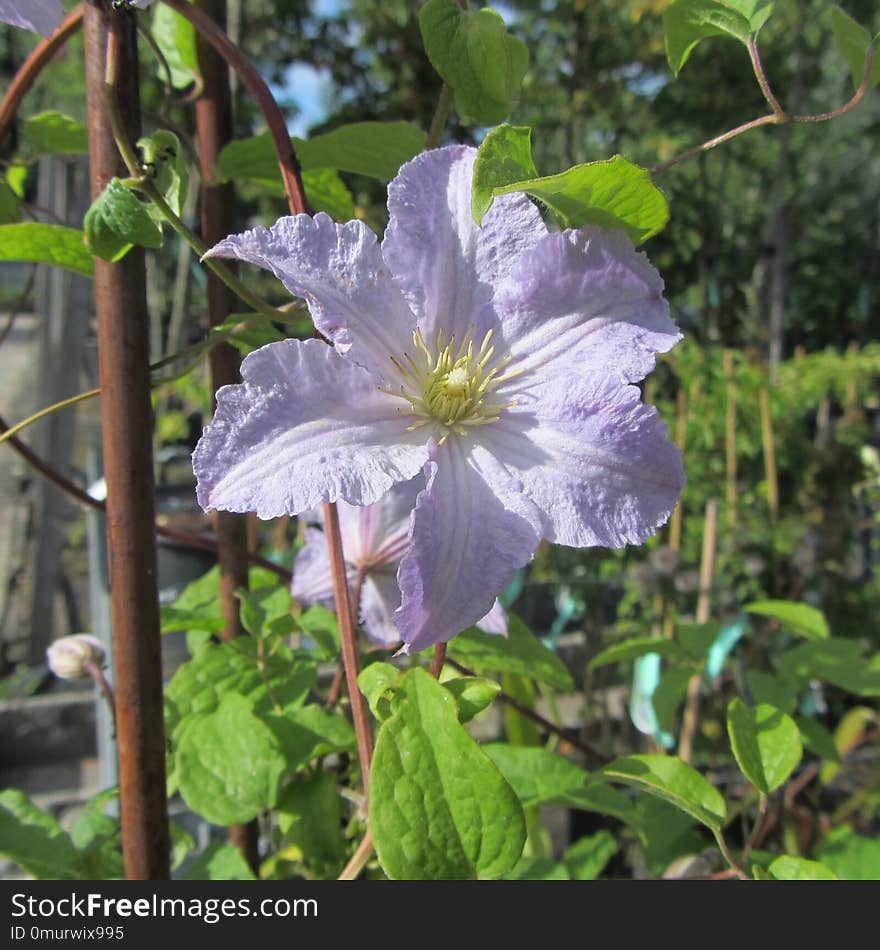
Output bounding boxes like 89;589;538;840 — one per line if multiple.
383;326;521;439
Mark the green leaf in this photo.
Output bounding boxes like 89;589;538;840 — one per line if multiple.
483;743;589;808
744;600;830;640
831;6;880;91
600;754;727;831
169;822;195;870
486;155;669;245
563;830;618;880
652;667;694;732
676;621;724;661
795;716;840;763
160;606;225;635
443;675;500;723
779;639;880;696
815;826;880;880
266;704;356;773
419;0;528;125
213;315;286;356
7;164;27;197
358;661;403;722
22;111;89;155
447;614;573;691
743;669;798;714
235;584;292;637
151;4;199;89
176;693;287;826
663;0;774;76
216;122;426;193
471;125;538;224
277;771;343;864
560;781;641;827
165;638;317;745
0;183;21;224
69;789;122;879
589;636;685;670
302;168;355;221
0;789;82;879
0;223;94;277
726;699;802;794
84;178;163;262
505;857;569;879
182;841;257;880
767;855;838;880
295;122;426;180
370;667;525;879
138;130;188;218
298;605;340;660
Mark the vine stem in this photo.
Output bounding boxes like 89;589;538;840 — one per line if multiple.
653;47;876;175
748;35;785;117
0;5;85;147
0;388;100;448
712;828;750;880
83;659;117;733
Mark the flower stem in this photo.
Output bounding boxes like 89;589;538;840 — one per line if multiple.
425;83;453;150
323;504;373;801
338;829;373;881
430;643;447;678
83;659;117;734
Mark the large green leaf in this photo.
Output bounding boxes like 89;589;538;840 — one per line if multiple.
830;6;880;91
302;168;355;221
265;704;356;773
447;614;573;691
744;600;830;640
182;841;257;880
767;855;838;880
483;743;589;808
419;0;528;125
277;772;344;864
779;639;880;696
589;636;686;670
151;4;199;89
726;699;802;793
22;111;89;155
369;668;525;879
165;638;317;744
473;126;667;243
443;675;501;723
176;694;287;826
663;0;774;76
0;223;94;277
815;827;880;880
84;178;163;262
563;830;618;880
70;788;123;879
600;754;726;831
216;122;425;192
0;789;82;879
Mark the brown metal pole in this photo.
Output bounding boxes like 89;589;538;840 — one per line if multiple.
194;0;261;875
83;0;170;880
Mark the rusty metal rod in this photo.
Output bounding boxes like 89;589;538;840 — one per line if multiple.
84;0;169;880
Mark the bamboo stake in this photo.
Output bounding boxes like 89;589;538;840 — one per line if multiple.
723;350;738;531
759;385;778;523
677;500;718;764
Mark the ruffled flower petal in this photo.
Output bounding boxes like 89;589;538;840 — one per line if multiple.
485;372;685;548
495;227;680;387
206;213;416;382
0;0;63;36
193;339;429;519
394;439;541;653
383;145;547;346
475;598;508;636
290;527;338;605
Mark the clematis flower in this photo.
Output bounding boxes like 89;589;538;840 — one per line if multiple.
292;476;507;647
194;145;685;653
0;0;64;36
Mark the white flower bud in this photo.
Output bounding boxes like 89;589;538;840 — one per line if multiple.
46;634;106;681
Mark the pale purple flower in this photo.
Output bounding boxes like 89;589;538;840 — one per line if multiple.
292;476;507;647
0;0;64;36
194;145;685;653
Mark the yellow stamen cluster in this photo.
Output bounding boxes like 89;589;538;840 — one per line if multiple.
383;326;521;440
